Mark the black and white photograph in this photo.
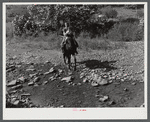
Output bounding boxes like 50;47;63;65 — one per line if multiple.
3;2;147;120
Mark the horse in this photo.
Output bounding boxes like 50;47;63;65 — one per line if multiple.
62;37;77;71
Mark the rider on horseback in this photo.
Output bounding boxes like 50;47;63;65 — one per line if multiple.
61;22;78;54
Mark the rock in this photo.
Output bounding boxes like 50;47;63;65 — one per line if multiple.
26;69;35;72
91;81;99;87
103;75;108;78
13;55;17;59
80;72;85;79
11;84;23;90
29;73;38;78
49;67;55;73
21;93;31;97
58;69;63;74
124;88;128;91
45;60;50;64
121;79;124;82
61;76;73;83
83;78;88;83
43;81;48;85
13;100;20;106
33;77;40;82
28;82;34;86
95;94;100;98
98;78;109;86
108;101;115;105
16;65;21;68
49;76;56;81
131;82;136;85
11;97;17;103
34;83;39;87
28;65;34;69
9;90;17;94
99;96;109;102
18;77;27;83
44;71;50;75
109;80;113;84
68;72;73;75
7;80;17;87
60;105;64;108
77;83;81;86
139;80;144;83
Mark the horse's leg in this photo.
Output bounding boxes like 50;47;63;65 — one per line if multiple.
63;53;66;64
68;55;71;70
73;54;76;71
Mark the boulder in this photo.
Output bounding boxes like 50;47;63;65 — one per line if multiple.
99;96;109;102
61;76;73;83
33;77;40;82
7;80;17;87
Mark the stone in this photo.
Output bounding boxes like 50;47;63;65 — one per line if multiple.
44;71;50;75
91;81;99;87
49;67;55;73
21;93;31;97
83;78;88;83
139;80;144;83
99;96;109;102
108;101;115;105
61;76;73;83
45;60;50;64
16;65;21;68
9;90;17;94
95;94;100;98
80;72;85;79
13;100;20;106
124;88;128;91
26;69;35;72
98;78;108;86
34;83;39;87
131;82;136;85
77;83;82;86
11;84;23;90
58;69;63;74
33;77;40;82
7;80;17;87
29;73;38;78
28;65;34;69
28;82;34;86
109;80;113;84
18;77;27;83
60;105;64;108
43;81;48;85
49;76;56;81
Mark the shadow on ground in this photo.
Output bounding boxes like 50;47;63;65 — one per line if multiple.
80;59;117;71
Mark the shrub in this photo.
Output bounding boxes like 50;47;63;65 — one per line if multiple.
108;22;144;41
100;6;118;18
137;10;144;18
77;32;126;51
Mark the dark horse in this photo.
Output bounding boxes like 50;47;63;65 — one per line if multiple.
62;37;77;70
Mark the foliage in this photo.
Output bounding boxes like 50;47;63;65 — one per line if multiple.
100;6;118;18
107;22;144;41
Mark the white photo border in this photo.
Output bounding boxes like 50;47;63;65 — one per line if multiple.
3;2;148;120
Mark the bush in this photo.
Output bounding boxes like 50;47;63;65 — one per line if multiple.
108;22;144;41
100;6;118;18
77;32;126;51
137;10;144;18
